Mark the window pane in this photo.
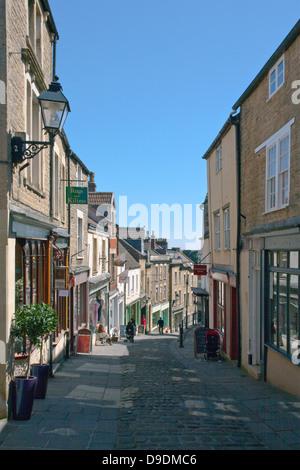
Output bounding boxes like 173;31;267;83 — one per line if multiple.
31;242;37;304
268;145;276;177
24;243;31;305
289;275;299;356
277;61;284;87
268;251;277;267
280;135;289;172
290;252;299;269
270;69;276;94
269;272;277;346
278;251;288;268
278;272;287;353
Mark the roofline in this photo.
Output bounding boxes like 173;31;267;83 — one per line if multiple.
88;192;116;208
232;19;300;110
201;116;233;160
118;236;147;260
40;0;59;38
70;150;90;175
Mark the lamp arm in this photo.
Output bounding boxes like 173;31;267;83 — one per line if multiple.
23;140;51;160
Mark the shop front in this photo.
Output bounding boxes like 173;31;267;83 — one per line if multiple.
209;269;237;361
192;287;209;327
69;267;89;353
12;215;71;365
126;300;140;327
151;302;169;332
262;235;300;397
88;273;110;343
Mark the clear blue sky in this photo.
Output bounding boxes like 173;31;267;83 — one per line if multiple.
50;0;300;249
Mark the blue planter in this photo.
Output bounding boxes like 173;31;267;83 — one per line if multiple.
11;376;37;420
30;364;49;399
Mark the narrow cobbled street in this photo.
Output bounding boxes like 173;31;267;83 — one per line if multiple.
1;327;300;451
117;331;300;450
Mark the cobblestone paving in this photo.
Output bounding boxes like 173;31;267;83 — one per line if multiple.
1;327;300;451
116;332;300;450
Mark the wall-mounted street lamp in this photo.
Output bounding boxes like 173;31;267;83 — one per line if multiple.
11;80;70;165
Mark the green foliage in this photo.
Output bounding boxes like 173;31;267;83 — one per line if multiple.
11;303;58;376
182;250;199;264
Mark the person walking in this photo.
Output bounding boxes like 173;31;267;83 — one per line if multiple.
158;317;164;335
141;315;147;334
126;319;135;342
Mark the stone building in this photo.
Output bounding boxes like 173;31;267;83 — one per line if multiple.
87;173;116;335
168;247;197;332
65;145;90;355
145;237;170;333
0;0;90;418
117;237;142;327
202;116;239;362
0;0;63;418
193;194;210;328
232;19;300;395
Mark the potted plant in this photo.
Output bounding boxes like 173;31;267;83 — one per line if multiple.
10;303;58;419
29;303;58;399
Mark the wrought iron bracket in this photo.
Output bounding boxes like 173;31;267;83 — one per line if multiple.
11;136;51;166
23;140;51;159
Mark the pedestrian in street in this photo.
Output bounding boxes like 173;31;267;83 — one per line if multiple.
158;317;164;335
126;319;135;342
130;318;136;336
141;314;147;334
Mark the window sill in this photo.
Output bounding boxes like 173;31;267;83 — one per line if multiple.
265;343;299;367
263;204;289;215
24;179;46;198
266;82;284;102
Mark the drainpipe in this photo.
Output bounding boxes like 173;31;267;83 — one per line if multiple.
230;111;241;368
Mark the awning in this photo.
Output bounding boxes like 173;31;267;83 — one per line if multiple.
191;287;209;297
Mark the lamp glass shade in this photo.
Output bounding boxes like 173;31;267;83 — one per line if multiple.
38;82;70;132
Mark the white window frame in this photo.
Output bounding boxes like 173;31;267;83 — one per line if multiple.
61;162;66;222
268;55;284;98
255;119;293;214
53;151;59;218
214;211;220;251
26;78;43;189
77;210;83;259
28;0;43;66
224;207;230;250
216;145;222;173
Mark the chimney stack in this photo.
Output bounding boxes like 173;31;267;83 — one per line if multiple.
89;172;97;192
151;230;156;250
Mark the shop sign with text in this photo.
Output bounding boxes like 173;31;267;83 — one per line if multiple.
66;187;88;204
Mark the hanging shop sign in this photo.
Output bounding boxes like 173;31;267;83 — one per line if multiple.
193;264;207;276
66;187;88;204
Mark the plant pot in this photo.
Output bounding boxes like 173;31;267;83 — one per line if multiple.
11;376;37;421
30;364;50;399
